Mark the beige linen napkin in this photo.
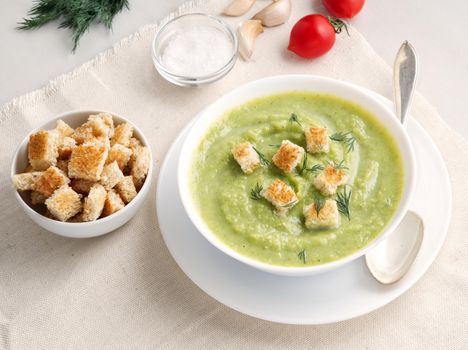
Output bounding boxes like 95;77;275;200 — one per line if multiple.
1;0;467;348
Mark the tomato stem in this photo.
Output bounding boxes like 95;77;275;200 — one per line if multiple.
327;16;350;36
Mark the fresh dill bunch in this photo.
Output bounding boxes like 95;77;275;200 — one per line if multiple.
330;131;356;153
17;0;130;52
298;249;307;264
253;146;270;166
250;183;263;200
288;113;302;127
336;186;352;220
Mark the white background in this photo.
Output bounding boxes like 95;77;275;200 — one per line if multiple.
1;0;467;138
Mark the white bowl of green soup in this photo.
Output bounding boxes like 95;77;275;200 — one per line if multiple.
178;75;416;276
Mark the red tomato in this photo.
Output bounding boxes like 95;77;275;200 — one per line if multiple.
288;14;336;58
323;0;365;19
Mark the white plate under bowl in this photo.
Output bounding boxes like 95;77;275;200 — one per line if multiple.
156;91;451;325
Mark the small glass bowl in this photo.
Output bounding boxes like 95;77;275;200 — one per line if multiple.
152;13;238;87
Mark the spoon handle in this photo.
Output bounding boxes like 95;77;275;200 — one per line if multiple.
393;41;418;125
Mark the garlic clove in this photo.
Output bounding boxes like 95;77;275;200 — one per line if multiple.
237;19;264;61
252;0;292;27
223;0;257;17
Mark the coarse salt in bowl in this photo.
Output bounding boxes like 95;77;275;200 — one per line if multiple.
152;13;238;87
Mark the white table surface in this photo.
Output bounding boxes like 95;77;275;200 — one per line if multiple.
1;0;467;138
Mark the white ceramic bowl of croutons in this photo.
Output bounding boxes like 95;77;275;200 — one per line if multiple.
10;110;152;238
177;75;416;276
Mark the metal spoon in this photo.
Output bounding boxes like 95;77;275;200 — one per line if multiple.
365;41;424;284
393;40;418;125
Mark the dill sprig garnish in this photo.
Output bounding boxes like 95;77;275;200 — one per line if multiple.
17;0;129;52
298;249;307;264
306;164;325;173
332;160;348;170
336;186;352;220
250;183;263;200
253;146;270;166
269;143;281;148
288;113;302;127
314;196;325;216
330;131;356;153
299;152;308;174
299;153;324;174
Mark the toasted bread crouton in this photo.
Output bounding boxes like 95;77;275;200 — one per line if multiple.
45;186;82;221
262;179;298;216
70;179;95;195
31;191;47;205
100;161;124;190
115;176;137;204
130;146;150;189
58;136;76;159
313;164;347;196
72;117;110;144
82;184;107;221
305;127;329;153
55;120;74;139
71;124;92;145
34;166;70;197
126;137;142;172
56;159;69;174
272;140;305;173
12;172;43;191
106;144;132;170
86;115;111;137
102;189;125;217
90;113;114;137
111;123;133;147
23;165;34;173
28;130;59;170
129;137;141;152
72;125;93;144
304;200;340;229
67;213;84;223
90;135;111;150
232;142;260;174
68;143;108;181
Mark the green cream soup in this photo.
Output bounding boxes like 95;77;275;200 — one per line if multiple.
190;92;404;266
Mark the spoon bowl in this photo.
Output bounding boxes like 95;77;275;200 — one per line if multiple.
366;211;424;284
